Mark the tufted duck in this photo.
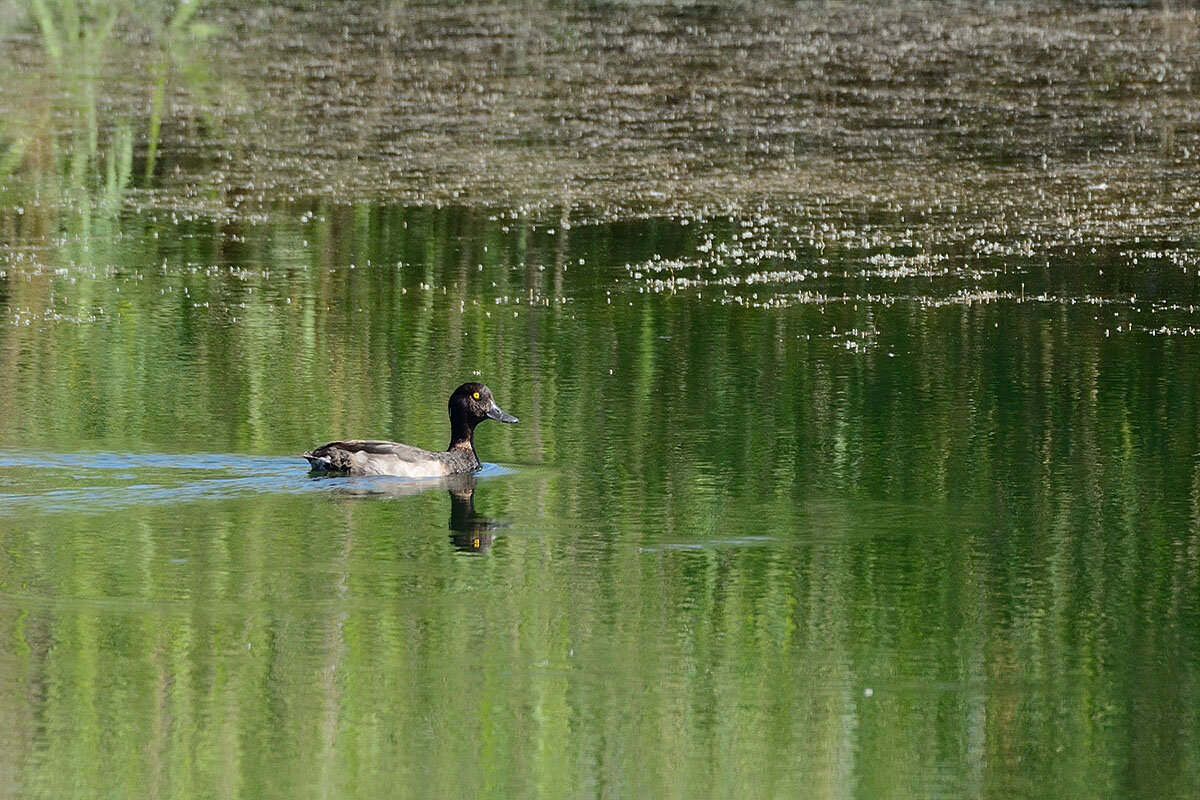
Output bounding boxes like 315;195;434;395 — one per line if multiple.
304;382;518;477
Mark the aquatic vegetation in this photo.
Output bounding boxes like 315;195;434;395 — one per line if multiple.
0;0;220;222
1;0;1197;226
1;0;1194;346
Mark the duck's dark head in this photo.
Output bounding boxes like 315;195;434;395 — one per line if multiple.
448;382;518;447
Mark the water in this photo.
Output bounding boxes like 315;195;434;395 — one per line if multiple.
2;1;1200;798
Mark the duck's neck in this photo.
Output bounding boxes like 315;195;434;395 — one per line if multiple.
448;414;478;457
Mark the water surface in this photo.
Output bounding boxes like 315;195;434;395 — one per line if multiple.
1;1;1199;798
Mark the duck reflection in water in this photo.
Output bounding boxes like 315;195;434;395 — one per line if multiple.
312;472;508;553
445;474;509;553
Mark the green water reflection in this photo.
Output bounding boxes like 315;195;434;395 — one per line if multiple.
0;204;1197;798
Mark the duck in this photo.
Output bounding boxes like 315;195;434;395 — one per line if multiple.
304;382;518;477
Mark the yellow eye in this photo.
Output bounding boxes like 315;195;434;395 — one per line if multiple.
472;392;480;400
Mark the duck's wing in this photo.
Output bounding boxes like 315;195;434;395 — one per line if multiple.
304;439;448;477
315;440;434;460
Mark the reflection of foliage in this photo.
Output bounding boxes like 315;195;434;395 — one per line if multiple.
0;136;28;177
27;0;118;63
2;0;219;222
0;205;1198;797
25;0;213;61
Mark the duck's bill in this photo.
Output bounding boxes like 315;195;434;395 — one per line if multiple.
486;403;519;424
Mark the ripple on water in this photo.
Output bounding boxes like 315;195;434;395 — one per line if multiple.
0;452;515;515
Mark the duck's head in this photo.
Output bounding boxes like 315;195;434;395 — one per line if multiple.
450;382;519;427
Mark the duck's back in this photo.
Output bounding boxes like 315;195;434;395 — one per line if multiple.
305;439;471;478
